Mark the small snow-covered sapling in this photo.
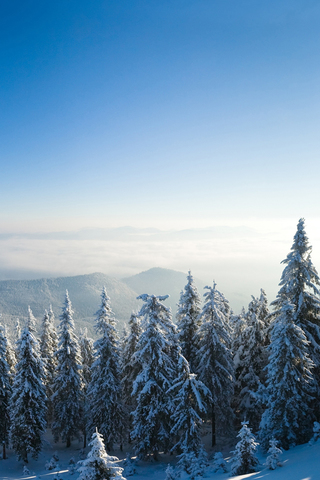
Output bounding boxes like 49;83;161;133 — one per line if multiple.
212;452;228;473
265;439;283;470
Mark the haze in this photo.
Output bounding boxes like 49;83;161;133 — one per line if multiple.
1;1;320;311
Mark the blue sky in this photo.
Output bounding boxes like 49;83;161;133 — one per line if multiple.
1;1;320;305
1;0;320;229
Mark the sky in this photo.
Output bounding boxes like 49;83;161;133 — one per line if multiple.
1;1;320;308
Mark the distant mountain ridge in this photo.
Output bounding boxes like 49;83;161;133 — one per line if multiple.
0;272;140;337
0;268;205;337
122;267;206;314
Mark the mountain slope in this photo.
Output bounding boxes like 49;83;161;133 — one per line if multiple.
0;272;140;336
122;267;206;315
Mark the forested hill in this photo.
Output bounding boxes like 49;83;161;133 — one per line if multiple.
0;268;205;336
122;267;206;314
0;272;139;336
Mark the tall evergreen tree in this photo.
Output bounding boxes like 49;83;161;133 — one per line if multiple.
196;283;234;446
131;294;175;459
9;325;47;462
259;302;314;450
233;293;269;432
79;327;95;448
271;218;320;409
52;291;84;447
169;355;210;476
3;324;16;381
122;312;142;408
176;271;201;371
0;323;11;458
87;288;126;451
79;328;95;387
40;308;58;424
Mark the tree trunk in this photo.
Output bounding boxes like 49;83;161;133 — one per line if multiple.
67;436;71;448
2;441;6;460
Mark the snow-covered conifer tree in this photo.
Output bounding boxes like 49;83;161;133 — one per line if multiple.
233;294;269;432
265;438;283;470
169;355;210;476
230;421;259;476
271;219;320;408
79;327;95;448
121;312;142;408
9;325;47;462
0;323;11;457
176;271;201;371
131;294;175;459
230;308;247;358
87;288;126;451
27;305;38;334
3;324;16;381
259;302;314;450
79;328;94;387
52;291;84;447
77;429;126;480
40;308;58;423
15;318;21;342
196;283;234;446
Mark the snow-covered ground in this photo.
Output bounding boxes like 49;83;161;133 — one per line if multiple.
1;430;320;480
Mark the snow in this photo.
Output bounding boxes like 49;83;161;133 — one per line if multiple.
2;430;320;480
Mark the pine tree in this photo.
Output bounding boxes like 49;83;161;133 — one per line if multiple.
79;327;95;448
79;328;95;387
231;307;247;360
87;288;126;451
40;308;58;424
3;324;16;382
52;291;84;447
131;294;175;460
271;218;320;408
9;325;47;462
196;283;234;446
233;293;269;432
176;271;201;371
259;302;314;450
169;355;210;476
230;421;259;476
77;429;126;480
121;312;142;408
0;323;11;458
265;438;283;470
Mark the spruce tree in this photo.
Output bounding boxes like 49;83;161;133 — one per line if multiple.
131;294;175;459
77;429;126;480
3;324;16;382
79;327;95;448
259;302;314;450
0;323;11;458
271;218;320;407
169;355;210;476
231;421;259;476
176;271;201;371
196;283;234;446
79;328;95;387
40;308;58;424
87;288;126;451
9;325;47;462
122;312;142;408
233;293;269;432
52;291;84;447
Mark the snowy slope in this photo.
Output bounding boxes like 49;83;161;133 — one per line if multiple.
1;432;320;480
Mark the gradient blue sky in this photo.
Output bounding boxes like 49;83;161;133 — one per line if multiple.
1;0;320;231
